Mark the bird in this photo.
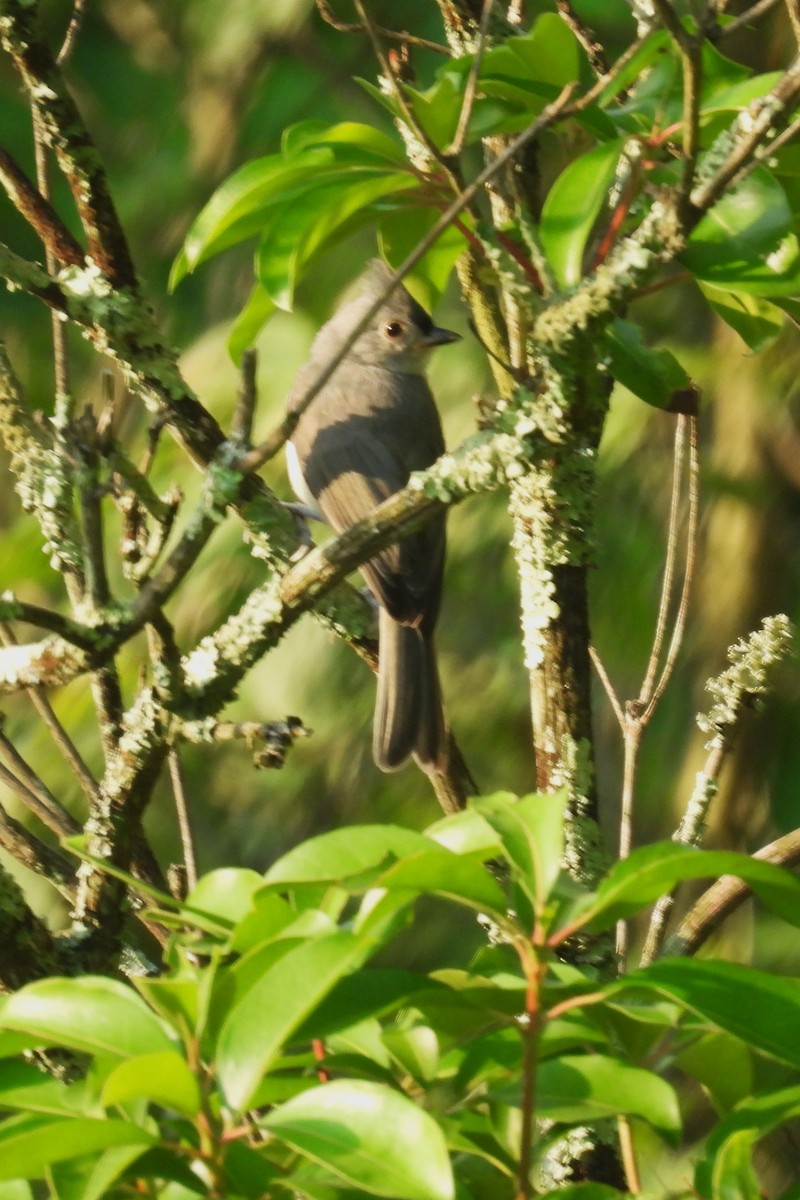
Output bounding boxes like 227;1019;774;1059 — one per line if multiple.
285;259;460;772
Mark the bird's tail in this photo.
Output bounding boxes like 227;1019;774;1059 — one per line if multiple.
373;608;447;773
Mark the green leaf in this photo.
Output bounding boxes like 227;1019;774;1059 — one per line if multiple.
604;318;693;409
569;842;800;933
217;932;371;1111
378;207;466;305
698;282;785;352
184;868;264;927
101;1051;200;1117
695;1086;800;1200
292;970;442;1043
0;978;175;1060
471;791;565;912
0;1114;155;1182
263;825;433;890
264;1080;454;1200
382;1026;439;1083
47;1145;151;1200
0;1061;82;1117
255;171;416;310
375;847;507;914
535;1054;681;1136
539;140;625;287
0;1186;32;1200
596;31;671;108
673;1032;753;1113
227;283;277;363
424;808;503;859
683;168;800;296
286;121;407;165
614;959;800;1068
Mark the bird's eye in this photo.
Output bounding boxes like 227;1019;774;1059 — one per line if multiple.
383;320;405;339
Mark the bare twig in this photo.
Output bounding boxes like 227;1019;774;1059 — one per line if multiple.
57;0;88;65
168;750;197;893
446;0;497;156
0;733;79;838
0;623;99;806
231;349;258;444
314;0;449;53
556;1;610;76
0;147;84;268
716;0;782;38
671;828;800;956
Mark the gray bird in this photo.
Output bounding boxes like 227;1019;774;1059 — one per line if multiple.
286;260;460;772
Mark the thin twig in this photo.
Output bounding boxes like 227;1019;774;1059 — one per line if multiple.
639;417;687;703
231;348;258;444
644;414;698;719
0;800;75;887
671;828;800;956
556;1;610;76
617;1115;642;1195
785;0;800;44
168;750;198;892
717;0;782;38
353;0;460;181
57;0;88;66
0;746;78;839
0;623;99;805
447;0;497;156
314;0;449;53
589;645;626;731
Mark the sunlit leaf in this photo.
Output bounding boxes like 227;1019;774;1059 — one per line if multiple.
539;140;625;286
605;318;693;408
698;282;785;351
683;168;800;296
614;959;800;1067
0;978;175;1060
695;1085;800;1200
0;1114;154;1182
101;1052;201;1117
471;791;565;912
265;1080;454;1200
217;932;371;1111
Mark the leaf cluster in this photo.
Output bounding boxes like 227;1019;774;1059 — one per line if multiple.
2;794;800;1198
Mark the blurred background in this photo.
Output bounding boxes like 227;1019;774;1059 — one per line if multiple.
1;0;799;989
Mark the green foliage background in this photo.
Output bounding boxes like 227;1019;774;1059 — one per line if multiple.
1;0;799;976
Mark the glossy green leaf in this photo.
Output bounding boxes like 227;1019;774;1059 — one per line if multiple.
539;140;625;286
217;932;371;1111
264;1080;454;1200
0;978;175;1060
101;1051;200;1117
222;1140;284;1199
674;1032;753;1113
424;807;503;859
291;969;439;1044
471;791;565;911
46;1145;152;1200
596;31;671;107
570;842;800;933
185;868;264;927
285;121;406;165
230;890;297;953
0;1184;32;1200
683;168;800;295
698;282;785;351
614;959;800;1067
0;1061;82;1117
255;171;416;310
378;207;466;306
0;1114;154;1182
263;825;433;890
382;1026;439;1083
375;846;506;913
228;282;277;363
605;318;692;409
535;1054;681;1135
695;1086;800;1199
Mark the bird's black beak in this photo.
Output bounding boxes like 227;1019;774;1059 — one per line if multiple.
424;326;461;347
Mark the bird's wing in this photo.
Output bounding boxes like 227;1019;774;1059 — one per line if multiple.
301;413;444;629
